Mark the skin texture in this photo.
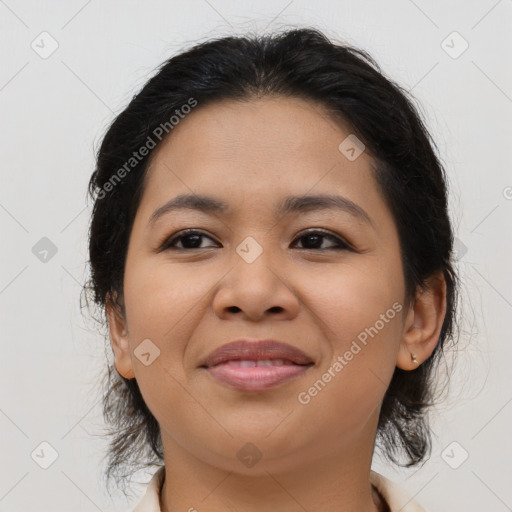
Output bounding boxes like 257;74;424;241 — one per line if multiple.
107;96;447;512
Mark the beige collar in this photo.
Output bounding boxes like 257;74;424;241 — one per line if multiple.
133;466;428;512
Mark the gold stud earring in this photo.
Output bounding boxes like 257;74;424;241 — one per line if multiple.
410;353;419;365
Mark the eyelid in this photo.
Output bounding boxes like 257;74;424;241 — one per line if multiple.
157;227;354;252
155;228;217;252
292;228;352;250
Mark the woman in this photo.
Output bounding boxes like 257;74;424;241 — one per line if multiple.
85;27;458;512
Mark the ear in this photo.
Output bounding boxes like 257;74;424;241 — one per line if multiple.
106;292;135;379
396;271;447;370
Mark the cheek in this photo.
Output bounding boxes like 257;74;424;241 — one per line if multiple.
296;269;404;440
121;258;203;428
301;258;405;404
124;258;206;337
304;258;404;340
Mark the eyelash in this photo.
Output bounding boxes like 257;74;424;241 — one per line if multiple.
158;228;353;252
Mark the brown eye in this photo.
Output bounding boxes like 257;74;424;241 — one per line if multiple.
158;228;352;252
159;230;218;251
292;230;351;251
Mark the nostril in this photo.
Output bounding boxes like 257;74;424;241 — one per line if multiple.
225;306;283;313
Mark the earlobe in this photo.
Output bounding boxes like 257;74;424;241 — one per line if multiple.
106;293;136;379
396;272;447;371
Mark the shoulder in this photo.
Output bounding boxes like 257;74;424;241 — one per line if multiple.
370;471;430;512
132;466;165;512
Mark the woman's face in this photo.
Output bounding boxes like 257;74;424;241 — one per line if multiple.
110;96;423;473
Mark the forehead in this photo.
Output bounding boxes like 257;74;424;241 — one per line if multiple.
150;96;357;168
137;96;390;229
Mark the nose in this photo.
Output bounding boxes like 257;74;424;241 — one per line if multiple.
212;252;300;322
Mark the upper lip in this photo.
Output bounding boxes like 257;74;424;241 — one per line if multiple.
200;339;314;368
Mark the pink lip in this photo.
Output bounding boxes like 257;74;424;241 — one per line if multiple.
199;339;314;392
205;361;312;391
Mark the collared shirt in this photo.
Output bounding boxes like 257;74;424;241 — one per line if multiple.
133;466;428;512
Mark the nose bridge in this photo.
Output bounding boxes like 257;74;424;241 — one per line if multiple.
229;203;280;261
233;232;282;289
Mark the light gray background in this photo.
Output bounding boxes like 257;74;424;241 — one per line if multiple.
1;1;511;511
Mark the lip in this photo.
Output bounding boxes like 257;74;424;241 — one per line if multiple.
199;339;314;392
200;339;314;368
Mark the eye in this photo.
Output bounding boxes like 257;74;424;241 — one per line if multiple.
291;229;352;251
158;229;218;251
158;228;351;252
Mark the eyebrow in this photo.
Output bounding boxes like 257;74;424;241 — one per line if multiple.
148;193;374;228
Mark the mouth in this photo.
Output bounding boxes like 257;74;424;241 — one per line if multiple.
203;359;314;392
199;339;315;392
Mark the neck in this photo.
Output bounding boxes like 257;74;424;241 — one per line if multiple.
159;424;383;512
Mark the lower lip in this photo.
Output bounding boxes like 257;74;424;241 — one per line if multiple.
204;362;313;391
